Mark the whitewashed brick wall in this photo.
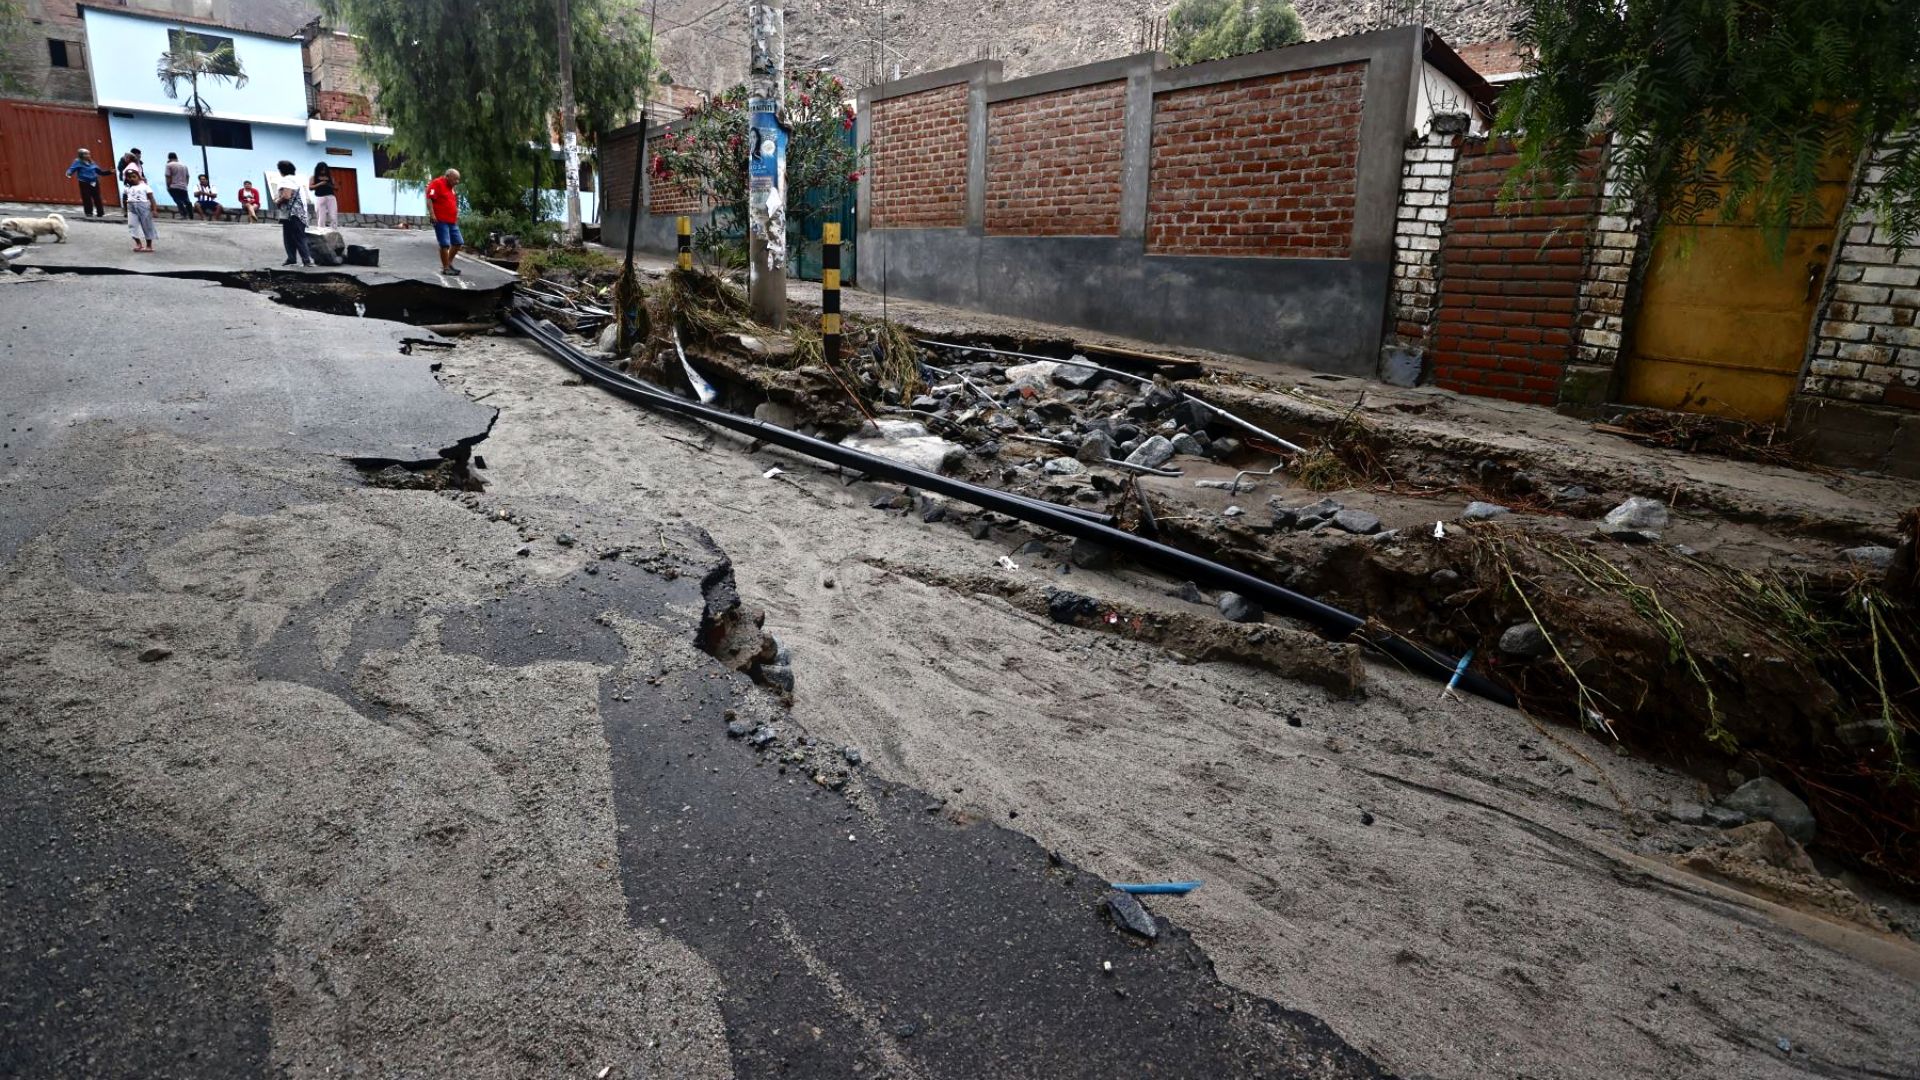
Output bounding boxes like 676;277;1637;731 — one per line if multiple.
1573;142;1645;370
1804;144;1920;410
1382;122;1463;361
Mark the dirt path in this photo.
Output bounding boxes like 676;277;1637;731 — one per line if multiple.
444;334;1920;1080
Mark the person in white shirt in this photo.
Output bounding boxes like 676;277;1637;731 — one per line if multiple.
122;168;157;252
271;160;313;267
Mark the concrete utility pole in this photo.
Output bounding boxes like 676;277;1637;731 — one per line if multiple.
747;0;788;328
556;0;584;244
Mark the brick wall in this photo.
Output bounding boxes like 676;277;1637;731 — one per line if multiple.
4;0;93;104
1804;143;1920;411
985;80;1125;236
601;125;636;218
1428;139;1602;403
647;136;703;215
870;82;970;228
1381;124;1463;364
313;90;374;123
1145;62;1364;258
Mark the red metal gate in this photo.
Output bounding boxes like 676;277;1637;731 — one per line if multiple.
0;100;118;206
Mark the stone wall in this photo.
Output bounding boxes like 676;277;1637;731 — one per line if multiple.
1145;63;1365;258
1804;144;1920;412
868;82;971;229
1560;144;1643;406
1380;122;1462;377
985;80;1127;237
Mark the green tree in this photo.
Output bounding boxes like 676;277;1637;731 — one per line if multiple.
157;35;250;184
320;0;655;217
649;68;867;261
1496;0;1920;252
1165;0;1304;66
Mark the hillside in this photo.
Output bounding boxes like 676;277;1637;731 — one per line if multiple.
652;0;1521;94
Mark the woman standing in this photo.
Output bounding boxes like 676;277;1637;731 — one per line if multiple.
272;160;313;267
122;168;157;252
194;174;221;221
63;148;107;218
310;161;338;229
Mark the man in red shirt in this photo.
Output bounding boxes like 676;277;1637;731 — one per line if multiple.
424;168;463;275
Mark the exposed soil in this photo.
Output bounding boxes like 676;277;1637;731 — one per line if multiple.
439;330;1920;1080
571;274;1920;890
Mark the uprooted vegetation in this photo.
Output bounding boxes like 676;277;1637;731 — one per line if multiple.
524;262;1920;887
1467;526;1920;878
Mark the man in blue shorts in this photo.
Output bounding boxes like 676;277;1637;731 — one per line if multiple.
424;168;464;275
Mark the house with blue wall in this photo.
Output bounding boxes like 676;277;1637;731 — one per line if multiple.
81;5;429;217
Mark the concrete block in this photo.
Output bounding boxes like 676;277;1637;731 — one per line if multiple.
1557;363;1614;408
1379;347;1425;387
1789;397;1919;477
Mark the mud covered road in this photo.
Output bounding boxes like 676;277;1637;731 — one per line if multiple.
1;269;1386;1076
2;232;1916;1078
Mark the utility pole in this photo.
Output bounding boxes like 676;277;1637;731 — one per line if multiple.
556;0;583;244
747;0;787;328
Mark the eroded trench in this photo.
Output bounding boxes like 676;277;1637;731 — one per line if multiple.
522;288;1920;894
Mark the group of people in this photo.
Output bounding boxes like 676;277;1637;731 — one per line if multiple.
64;147;353;253
59;147;467;274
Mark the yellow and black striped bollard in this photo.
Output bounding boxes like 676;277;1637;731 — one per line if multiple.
821;222;841;365
676;215;692;270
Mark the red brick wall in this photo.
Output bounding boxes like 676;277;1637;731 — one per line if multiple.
314;90;374;123
870;82;969;228
1429;140;1603;404
601;126;637;217
1145;63;1364;258
647;136;703;215
985;81;1125;236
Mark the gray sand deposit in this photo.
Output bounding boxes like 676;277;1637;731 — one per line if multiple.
441;335;1920;1080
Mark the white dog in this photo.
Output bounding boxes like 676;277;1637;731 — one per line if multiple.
0;212;68;243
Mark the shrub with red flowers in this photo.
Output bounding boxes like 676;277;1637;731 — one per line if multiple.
650;67;866;253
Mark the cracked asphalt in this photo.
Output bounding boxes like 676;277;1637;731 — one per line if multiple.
0;238;1389;1076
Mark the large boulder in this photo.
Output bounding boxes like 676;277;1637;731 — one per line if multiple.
1718;777;1816;844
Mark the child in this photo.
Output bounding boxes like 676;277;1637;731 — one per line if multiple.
237;180;261;222
123;169;156;252
194;174;221;221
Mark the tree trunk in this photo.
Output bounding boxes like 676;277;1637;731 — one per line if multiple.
192;76;210;186
746;0;786;328
555;0;583;245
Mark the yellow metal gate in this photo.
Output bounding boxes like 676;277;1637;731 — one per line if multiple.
1621;158;1853;422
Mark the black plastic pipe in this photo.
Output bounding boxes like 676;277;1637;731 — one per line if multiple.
509;312;1515;707
516;314;1111;531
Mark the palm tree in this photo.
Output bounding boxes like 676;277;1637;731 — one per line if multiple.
156;37;249;184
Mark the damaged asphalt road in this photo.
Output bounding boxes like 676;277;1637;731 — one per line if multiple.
0;258;1388;1074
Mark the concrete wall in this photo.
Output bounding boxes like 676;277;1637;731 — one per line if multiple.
83;7;422;216
85;8;309;121
856;29;1425;375
102;110;426;217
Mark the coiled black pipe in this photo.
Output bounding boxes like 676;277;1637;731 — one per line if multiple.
508;312;1515;707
